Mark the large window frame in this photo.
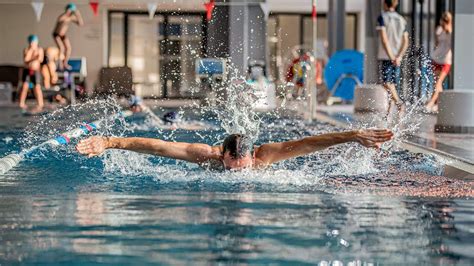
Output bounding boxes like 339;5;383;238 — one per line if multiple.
268;12;359;51
266;12;358;82
107;10;208;99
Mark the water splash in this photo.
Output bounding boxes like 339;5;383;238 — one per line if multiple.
21;97;130;161
200;66;264;141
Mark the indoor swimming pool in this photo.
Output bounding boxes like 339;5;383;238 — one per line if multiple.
0;104;473;264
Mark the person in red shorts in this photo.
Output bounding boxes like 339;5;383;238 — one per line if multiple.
426;12;452;112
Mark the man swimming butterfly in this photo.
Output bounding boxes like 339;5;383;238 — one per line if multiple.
77;129;393;170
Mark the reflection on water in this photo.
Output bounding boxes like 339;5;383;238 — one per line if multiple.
0;192;473;264
1;99;473;264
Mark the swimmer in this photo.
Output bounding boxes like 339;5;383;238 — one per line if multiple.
19;35;44;112
162;111;181;125
127;98;204;130
53;3;83;70
77;129;393;171
129;96;144;113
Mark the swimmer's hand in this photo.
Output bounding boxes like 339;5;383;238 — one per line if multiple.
354;129;393;148
76;136;108;157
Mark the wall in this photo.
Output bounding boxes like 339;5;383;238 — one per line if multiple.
0;0;369;93
268;0;366;52
0;2;104;92
453;0;474;90
229;3;267;74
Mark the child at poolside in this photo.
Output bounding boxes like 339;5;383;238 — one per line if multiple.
376;0;409;115
41;46;61;89
425;12;453;112
19;35;44;112
40;46;68;105
53;3;83;70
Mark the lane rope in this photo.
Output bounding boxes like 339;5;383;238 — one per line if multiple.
0;110;133;175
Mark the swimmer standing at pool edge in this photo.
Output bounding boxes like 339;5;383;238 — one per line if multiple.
53;3;83;70
19;35;44;112
77;129;393;170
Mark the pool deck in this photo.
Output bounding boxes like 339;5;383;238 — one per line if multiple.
309;104;474;177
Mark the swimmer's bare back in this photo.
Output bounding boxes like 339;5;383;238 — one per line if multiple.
76;129;393;170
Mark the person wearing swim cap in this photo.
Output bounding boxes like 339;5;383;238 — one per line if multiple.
53;3;83;70
128;95;144;113
19;35;44;112
162;112;181;125
77;129;393;171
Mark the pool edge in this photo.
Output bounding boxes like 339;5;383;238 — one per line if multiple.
314;112;474;178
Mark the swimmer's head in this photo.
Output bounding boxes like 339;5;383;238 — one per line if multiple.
128;96;143;113
162;111;181;124
128;94;141;107
27;35;39;46
66;3;77;12
222;134;254;170
383;0;398;10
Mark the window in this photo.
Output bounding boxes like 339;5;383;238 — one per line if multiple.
108;11;205;98
266;13;358;82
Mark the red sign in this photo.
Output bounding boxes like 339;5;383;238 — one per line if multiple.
204;0;215;21
89;1;99;16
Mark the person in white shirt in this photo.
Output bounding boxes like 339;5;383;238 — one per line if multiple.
425;12;452;112
376;0;409;115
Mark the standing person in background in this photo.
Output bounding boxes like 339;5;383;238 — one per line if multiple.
41;46;68;105
425;12;453;112
41;46;61;89
53;3;83;70
376;0;409;116
19;35;44;112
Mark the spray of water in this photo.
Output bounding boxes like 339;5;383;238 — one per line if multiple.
21;97;130;162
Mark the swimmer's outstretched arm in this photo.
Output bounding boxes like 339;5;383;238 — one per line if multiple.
76;137;220;164
255;129;393;165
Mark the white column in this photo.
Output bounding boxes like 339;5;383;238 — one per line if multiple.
453;0;474;90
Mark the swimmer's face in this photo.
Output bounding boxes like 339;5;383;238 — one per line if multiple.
29;41;38;48
130;105;142;113
222;152;253;171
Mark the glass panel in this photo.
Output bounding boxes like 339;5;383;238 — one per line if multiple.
344;15;356;49
302;14;356;51
109;13;125;67
277;15;301;60
165;15;203;98
272;15;301;83
127;15;164;97
302;16;328;49
266;16;279;80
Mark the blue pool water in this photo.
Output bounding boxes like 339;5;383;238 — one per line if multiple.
0;106;473;265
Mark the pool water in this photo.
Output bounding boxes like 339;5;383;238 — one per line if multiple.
0;106;473;265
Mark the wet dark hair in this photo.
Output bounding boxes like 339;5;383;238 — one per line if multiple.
162;111;180;124
222;134;253;159
384;0;398;8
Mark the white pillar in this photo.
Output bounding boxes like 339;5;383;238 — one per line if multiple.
435;0;474;133
452;0;474;90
